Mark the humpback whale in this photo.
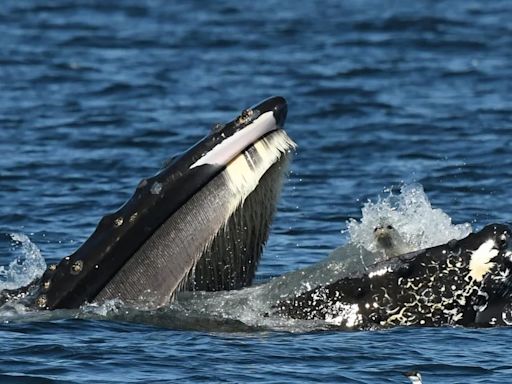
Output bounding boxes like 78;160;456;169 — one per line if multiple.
1;96;295;310
2;96;512;333
275;224;512;329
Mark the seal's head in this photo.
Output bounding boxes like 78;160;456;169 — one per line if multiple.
373;223;408;258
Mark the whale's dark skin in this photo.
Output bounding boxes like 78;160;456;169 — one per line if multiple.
3;96;291;311
275;224;512;329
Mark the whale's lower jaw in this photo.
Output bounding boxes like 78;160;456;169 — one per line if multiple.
275;224;512;329
93;130;295;309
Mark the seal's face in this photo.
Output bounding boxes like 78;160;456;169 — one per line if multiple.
372;223;408;258
373;225;396;250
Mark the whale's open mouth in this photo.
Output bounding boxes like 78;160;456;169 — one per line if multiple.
30;96;295;310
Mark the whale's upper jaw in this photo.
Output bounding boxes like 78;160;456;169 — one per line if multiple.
31;96;293;310
170;96;288;171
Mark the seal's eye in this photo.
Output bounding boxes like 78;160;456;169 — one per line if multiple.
373;227;380;232
387;225;393;230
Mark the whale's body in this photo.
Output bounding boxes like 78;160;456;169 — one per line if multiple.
276;224;512;329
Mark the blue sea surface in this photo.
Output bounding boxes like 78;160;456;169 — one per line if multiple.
1;0;512;383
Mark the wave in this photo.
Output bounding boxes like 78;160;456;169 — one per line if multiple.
0;233;46;291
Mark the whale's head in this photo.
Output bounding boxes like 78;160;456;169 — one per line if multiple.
34;96;295;310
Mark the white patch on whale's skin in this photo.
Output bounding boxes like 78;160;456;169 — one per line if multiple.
368;266;392;278
324;303;361;328
468;239;498;282
190;111;277;169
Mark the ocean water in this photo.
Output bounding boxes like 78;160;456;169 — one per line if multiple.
1;0;512;383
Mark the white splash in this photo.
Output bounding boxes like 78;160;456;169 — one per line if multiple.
346;183;472;255
0;233;47;291
79;299;123;317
